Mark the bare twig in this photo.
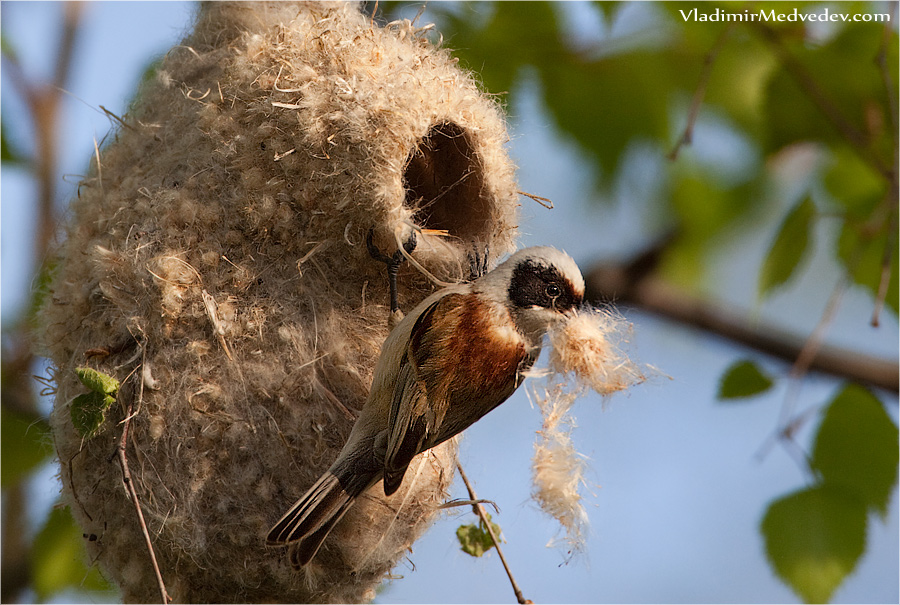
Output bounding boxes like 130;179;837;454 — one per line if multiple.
99;104;136;131
117;351;170;604
789;278;848;383
668;23;735;161
438;498;500;513
13;1;85;262
769;276;849;460
0;7;85;601
872;7;899;327
872;207;897;327
875;4;899;143
456;463;529;605
518;190;554;210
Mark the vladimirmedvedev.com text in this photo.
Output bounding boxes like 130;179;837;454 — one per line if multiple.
679;7;891;23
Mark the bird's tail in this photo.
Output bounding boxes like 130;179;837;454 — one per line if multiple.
266;472;355;567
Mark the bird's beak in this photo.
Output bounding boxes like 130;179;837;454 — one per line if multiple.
565;303;583;319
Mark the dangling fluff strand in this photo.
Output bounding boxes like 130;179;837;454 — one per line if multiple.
531;306;648;557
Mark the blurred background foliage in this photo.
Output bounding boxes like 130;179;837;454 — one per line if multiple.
1;1;897;603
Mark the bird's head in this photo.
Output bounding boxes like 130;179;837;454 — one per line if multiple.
478;246;585;343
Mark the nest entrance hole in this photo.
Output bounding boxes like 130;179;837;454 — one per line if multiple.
403;122;490;243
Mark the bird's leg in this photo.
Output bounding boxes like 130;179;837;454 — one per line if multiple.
366;229;418;315
467;245;490;281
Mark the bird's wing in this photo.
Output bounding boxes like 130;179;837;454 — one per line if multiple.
382;296;443;495
382;293;534;495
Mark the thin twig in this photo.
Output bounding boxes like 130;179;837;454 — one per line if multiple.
1;2;83;269
788;277;848;382
117;350;170;603
875;4;899;144
872;206;897;327
99;105;135;131
760;276;850;462
872;6;899;327
456;463;529;605
668;23;735;161
438;498;500;513
518;190;554;210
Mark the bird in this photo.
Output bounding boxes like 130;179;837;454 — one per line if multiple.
266;246;585;567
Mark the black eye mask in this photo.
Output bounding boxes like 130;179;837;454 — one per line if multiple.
507;259;581;312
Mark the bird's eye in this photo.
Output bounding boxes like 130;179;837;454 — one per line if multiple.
545;283;561;298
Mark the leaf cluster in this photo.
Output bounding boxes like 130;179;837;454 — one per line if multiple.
70;367;120;439
762;384;898;603
719;359;897;603
456;512;504;558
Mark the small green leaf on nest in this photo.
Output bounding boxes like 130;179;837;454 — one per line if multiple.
456;513;503;557
75;367;120;395
71;392;116;439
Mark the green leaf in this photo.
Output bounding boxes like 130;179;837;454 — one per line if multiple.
761;485;867;604
27;259;57;332
70;392;116;439
1;407;53;487
456;513;503;557
836;211;898;316
656;6;779;137
661;174;758;287
75;367;119;394
758;197;815;297
31;506;113;601
704;36;778;137
540;49;675;177
812;384;899;516
717;359;774;400
1;118;27;165
591;0;618;22
438;2;561;98
822;147;885;219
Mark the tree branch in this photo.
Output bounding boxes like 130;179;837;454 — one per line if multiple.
585;247;899;393
0;8;85;602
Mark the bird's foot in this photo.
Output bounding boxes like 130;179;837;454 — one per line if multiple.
366;229;418;315
467;245;490;281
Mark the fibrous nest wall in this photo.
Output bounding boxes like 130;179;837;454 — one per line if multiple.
38;2;519;602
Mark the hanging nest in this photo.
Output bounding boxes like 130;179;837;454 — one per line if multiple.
38;2;520;602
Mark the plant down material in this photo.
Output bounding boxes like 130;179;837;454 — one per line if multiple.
532;307;646;555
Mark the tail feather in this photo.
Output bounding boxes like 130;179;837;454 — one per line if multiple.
266;472;353;548
383;465;408;497
290;496;355;568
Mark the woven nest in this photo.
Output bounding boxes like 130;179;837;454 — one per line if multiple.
38;2;520;602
